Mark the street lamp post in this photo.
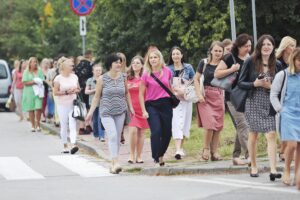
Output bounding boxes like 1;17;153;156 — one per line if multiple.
229;0;236;41
252;0;257;46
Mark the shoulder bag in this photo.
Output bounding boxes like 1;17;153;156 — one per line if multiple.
150;73;180;108
210;54;238;91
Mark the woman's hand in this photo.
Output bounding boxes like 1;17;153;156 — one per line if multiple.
253;78;265;87
129;106;135;115
198;95;205;103
85;112;93;124
142;111;149;119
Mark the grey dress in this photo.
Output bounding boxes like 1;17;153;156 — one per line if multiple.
245;71;276;133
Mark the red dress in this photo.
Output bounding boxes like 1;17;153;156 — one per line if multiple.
128;78;149;129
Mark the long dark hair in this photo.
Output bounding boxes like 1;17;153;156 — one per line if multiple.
231;33;253;57
18;59;24;73
252;34;276;75
167;46;185;65
127;55;144;80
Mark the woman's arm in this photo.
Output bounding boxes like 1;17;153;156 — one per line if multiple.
125;79;134;114
139;81;148;118
214;60;239;78
270;71;285;112
85;84;96;95
193;72;205;103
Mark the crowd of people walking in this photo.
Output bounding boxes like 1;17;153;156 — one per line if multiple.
9;33;300;189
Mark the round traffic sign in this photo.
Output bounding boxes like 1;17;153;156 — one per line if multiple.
70;0;96;16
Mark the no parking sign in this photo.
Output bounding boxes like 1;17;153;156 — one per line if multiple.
69;0;96;16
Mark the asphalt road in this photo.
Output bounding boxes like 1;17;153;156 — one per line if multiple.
0;112;299;200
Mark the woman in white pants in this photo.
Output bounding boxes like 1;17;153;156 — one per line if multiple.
53;57;80;154
167;47;195;160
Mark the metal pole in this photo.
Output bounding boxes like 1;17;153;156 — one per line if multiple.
82;36;86;56
252;0;257;46
229;0;236;41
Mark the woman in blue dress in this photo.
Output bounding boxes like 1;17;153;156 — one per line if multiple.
271;47;300;187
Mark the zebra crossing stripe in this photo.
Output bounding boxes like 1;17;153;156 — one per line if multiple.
49;155;113;177
0;157;44;180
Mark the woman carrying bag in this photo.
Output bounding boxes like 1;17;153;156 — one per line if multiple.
53;57;80;154
194;41;225;161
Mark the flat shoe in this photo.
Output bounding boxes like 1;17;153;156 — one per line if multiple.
136;160;144;164
70;146;79;154
31;128;36;132
250;173;259;177
128;160;134;164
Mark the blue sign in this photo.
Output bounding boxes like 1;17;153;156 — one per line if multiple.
70;0;95;16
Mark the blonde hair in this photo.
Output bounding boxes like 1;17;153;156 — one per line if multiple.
117;52;127;72
287;47;300;75
144;49;165;74
41;58;50;70
27;57;39;71
57;56;68;72
276;36;297;59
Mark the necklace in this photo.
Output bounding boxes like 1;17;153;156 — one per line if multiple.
263;63;268;67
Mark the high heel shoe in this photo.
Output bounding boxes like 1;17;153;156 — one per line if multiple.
269;173;282;181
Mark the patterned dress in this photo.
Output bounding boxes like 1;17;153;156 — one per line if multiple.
245;72;276;133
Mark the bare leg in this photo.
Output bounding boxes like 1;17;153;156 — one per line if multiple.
279;141;287;161
248;132;258;174
174;139;182;153
210;131;222;161
295;142;300;189
128;126;137;162
136;128;145;162
265;131;277;174
28;111;35;129
35;109;42;128
202;129;213;160
283;141;297;185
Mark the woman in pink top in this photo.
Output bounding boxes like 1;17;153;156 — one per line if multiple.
11;60;26;121
127;56;149;164
139;49;173;166
53;57;80;154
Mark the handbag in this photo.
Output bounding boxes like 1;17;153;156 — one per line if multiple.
269;70;286;116
210;54;238;91
184;81;198;103
150;73;180;108
230;85;248;112
72;95;87;121
210;72;238;91
5;94;16;112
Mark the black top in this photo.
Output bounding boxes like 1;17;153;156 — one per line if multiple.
197;59;217;87
223;53;245;101
74;59;93;89
277;58;288;71
174;69;184;77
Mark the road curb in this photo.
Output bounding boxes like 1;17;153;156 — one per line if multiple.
141;165;285;176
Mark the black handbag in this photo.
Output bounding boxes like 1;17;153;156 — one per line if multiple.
269;70;286;116
230;85;248;113
150;73;180;108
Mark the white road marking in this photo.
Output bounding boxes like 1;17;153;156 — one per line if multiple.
49;155;113;177
213;178;275;186
176;178;299;194
0;157;44;180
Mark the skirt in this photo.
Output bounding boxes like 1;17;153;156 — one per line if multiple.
245;88;275;133
196;86;225;131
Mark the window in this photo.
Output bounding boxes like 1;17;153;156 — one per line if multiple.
0;64;8;79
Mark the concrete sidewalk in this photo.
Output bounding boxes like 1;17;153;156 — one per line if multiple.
40;122;285;176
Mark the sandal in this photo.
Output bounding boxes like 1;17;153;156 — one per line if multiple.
211;153;223;161
201;148;210;161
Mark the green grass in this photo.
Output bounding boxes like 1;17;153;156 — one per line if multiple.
144;109;270;160
170;111;268;160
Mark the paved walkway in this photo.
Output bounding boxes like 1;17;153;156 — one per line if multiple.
40;122;286;176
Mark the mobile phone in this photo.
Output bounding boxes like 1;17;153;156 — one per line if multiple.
257;73;265;80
